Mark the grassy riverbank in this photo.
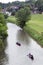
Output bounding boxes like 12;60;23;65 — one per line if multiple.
24;14;43;47
7;16;17;23
7;14;43;47
26;14;43;33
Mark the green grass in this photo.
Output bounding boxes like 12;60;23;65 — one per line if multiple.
7;14;43;33
26;14;43;33
25;14;43;47
7;16;17;23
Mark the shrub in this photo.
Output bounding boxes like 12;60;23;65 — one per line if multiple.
4;14;8;19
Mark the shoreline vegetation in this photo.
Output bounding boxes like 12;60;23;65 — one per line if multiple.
24;26;43;47
0;13;8;52
7;14;43;47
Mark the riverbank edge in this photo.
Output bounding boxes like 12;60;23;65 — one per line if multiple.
7;16;43;47
7;16;17;24
24;26;43;47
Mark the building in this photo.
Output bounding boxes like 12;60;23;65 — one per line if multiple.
25;0;30;2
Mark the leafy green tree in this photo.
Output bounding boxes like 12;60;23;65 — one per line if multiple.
0;13;8;52
15;7;31;28
11;11;16;16
35;0;43;13
0;13;6;24
0;13;8;40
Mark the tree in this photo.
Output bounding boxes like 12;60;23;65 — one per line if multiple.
0;13;8;40
0;13;7;53
4;14;8;19
0;13;6;24
11;11;16;16
15;7;31;28
0;6;2;12
35;0;43;13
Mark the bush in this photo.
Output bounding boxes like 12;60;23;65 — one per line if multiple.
4;14;8;19
0;13;6;24
0;13;8;40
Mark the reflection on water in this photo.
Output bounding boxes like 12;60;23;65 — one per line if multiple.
16;30;30;45
0;23;43;65
0;52;8;65
0;38;8;65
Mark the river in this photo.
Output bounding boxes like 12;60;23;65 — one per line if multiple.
0;23;43;65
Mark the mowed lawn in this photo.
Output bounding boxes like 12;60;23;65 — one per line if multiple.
26;14;43;33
